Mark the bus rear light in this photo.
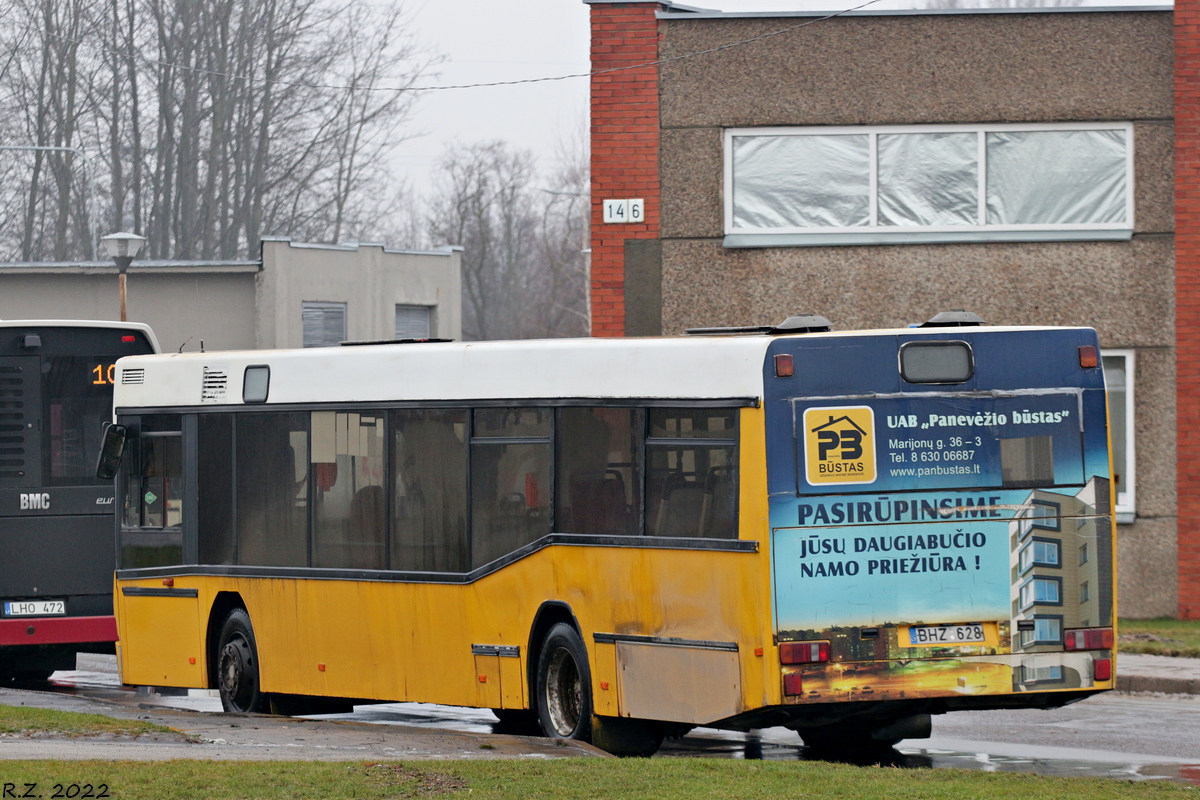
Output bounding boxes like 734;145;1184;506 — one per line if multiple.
774;354;794;377
1064;627;1113;651
121;335;137;343
783;672;804;696
1093;658;1112;682
1078;345;1098;368
780;641;829;665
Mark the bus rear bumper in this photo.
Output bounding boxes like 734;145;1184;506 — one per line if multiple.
781;651;1113;705
0;615;118;647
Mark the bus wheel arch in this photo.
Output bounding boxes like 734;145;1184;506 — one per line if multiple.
214;605;268;714
206;592;246;690
535;621;593;742
525;602;581;709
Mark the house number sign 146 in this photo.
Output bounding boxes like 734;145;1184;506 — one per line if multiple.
603;199;645;224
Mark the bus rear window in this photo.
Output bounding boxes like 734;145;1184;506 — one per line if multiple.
44;356;118;486
900;341;973;384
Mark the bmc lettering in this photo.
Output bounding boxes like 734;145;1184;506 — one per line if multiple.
19;493;50;510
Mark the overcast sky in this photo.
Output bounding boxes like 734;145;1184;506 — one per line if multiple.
398;0;1168;197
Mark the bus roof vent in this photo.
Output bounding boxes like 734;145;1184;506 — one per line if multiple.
200;365;228;403
121;368;145;385
340;338;454;346
685;314;832;336
920;309;986;328
770;314;833;335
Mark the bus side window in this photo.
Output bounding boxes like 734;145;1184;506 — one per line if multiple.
311;411;386;571
236;412;308;568
556;407;640;537
470;408;551;569
391;409;469;572
197;414;234;565
645;409;738;540
119;415;184;568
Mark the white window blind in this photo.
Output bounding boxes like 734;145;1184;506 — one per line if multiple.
395;305;432;339
725;122;1133;246
302;301;347;348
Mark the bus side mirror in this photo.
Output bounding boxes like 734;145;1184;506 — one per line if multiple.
96;423;128;480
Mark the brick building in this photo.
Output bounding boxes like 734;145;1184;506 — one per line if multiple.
585;1;1188;617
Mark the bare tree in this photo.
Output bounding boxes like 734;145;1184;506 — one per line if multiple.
426;132;590;341
0;0;437;261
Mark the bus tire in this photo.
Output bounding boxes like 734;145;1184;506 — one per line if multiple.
491;708;542;735
216;608;268;714
591;715;664;757
535;623;593;742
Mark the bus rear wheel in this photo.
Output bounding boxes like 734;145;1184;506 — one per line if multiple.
216;608;267;714
536;623;593;742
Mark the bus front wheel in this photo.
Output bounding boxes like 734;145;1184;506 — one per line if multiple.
216;608;267;714
536;623;593;742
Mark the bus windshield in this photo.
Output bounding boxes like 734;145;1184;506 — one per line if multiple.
43;355;123;486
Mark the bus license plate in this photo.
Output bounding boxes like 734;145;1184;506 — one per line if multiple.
3;600;66;617
907;623;985;646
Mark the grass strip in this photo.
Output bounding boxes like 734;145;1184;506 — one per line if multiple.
0;706;172;738
0;758;1193;800
1119;617;1200;658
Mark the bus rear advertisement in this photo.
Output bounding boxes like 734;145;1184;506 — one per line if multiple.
1;320;158;682
102;314;1114;755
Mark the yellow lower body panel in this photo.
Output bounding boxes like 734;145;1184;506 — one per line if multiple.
782;651;1113;704
115;541;776;720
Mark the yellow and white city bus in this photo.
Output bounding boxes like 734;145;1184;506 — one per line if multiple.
102;313;1115;755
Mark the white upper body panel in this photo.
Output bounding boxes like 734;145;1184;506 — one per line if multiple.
110;326;1079;409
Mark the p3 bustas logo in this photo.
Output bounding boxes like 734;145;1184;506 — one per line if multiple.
803;406;876;486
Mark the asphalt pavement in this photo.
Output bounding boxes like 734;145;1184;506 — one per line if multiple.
0;652;1194;763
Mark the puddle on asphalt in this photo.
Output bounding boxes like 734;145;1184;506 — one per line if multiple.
659;730;1200;785
30;667;1200;787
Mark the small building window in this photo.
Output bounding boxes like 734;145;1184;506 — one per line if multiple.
1020;616;1063;647
395;304;432;339
1019;537;1061;573
302;301;347;348
724;122;1133;247
1102;350;1135;522
1020;576;1063;609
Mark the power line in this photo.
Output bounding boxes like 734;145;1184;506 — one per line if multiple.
16;0;886;96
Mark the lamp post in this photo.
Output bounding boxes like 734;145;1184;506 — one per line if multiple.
101;232;146;322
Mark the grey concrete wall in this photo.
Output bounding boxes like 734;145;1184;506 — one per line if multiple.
0;269;258;353
654;9;1175;616
257;239;463;349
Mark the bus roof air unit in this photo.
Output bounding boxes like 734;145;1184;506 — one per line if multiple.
685;314;833;337
920;310;986;328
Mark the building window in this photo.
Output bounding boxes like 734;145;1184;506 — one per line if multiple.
1020;616;1063;647
1019;537;1061;574
1102;350;1135;522
1020;576;1063;609
302;301;347;348
1021;662;1065;684
1080;581;1090;604
724;123;1133;247
395;304;433;340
